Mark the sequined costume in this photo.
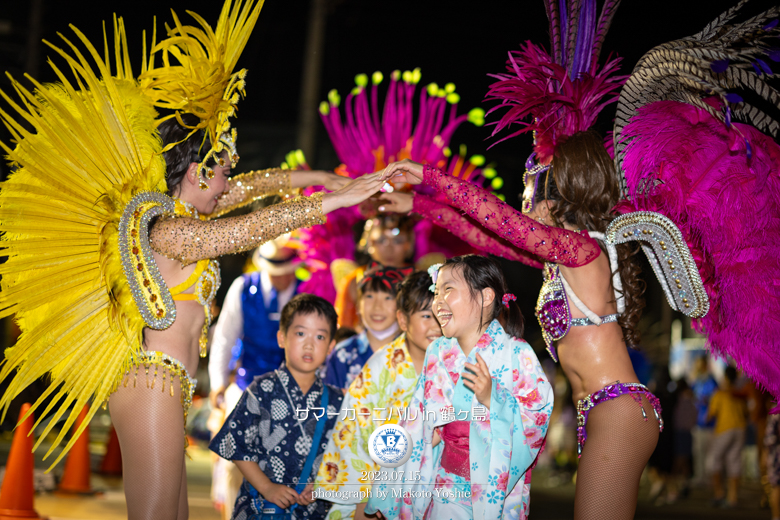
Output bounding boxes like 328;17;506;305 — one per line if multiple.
400;1;666;517
0;0;327;472
576;382;662;457
364;321;552;520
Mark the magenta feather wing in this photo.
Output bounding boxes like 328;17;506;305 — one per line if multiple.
620;100;780;410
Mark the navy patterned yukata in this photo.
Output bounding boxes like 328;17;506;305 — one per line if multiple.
210;364;343;520
320;331;372;389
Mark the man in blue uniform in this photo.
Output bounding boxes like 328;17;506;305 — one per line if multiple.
210;237;303;400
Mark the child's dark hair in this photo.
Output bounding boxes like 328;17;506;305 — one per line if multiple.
280;294;338;340
440;255;524;338
357;266;412;298
396;271;434;316
158;114;219;196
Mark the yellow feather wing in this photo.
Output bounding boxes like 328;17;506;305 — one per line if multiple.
0;20;166;469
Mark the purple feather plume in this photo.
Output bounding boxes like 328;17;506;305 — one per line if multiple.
487;0;625;162
486;42;626;162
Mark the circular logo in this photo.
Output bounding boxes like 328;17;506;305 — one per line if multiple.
368;424;412;468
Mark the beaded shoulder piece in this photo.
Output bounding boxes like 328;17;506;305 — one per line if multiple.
606;211;708;318
119;192;177;329
536;263;570;362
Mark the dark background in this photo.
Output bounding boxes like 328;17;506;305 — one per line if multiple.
0;0;776;353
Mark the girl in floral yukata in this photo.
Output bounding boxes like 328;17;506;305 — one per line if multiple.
315;271;442;520
365;255;553;520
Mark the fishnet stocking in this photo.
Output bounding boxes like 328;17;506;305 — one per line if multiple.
109;373;188;520
574;394;660;520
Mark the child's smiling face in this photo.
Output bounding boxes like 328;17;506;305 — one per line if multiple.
433;266;482;338
358;289;398;332
400;305;442;352
278;311;334;376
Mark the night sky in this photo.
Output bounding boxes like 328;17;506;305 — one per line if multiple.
0;0;777;348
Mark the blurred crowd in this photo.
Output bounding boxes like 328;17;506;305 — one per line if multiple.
539;351;780;518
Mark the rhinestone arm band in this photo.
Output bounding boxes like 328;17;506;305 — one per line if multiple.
208;168;293;218
150;192;324;266
413;193;543;268
422;165;601;267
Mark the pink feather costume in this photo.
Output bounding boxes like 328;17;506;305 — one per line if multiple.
617;100;780;412
412;2;780;416
292;70;503;303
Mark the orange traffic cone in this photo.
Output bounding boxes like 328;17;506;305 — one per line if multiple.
98;427;121;476
57;405;94;494
0;403;41;519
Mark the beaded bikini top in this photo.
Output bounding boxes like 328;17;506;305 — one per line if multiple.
119;194;221;358
536;231;624;362
169;257;221;357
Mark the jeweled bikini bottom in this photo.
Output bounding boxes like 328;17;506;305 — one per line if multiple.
575;381;663;457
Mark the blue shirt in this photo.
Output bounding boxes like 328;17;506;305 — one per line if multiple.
693;375;718;428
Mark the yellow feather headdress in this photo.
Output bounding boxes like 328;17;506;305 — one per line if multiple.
0;0;264;469
143;0;265;188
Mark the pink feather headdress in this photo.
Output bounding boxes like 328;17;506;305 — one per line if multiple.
486;0;626;164
291;70;503;302
319;68;495;187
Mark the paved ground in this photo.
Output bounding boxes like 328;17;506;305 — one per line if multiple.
530;469;768;520
0;433;770;520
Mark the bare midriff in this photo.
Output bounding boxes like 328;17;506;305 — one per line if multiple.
143;251;205;375
556;253;640;403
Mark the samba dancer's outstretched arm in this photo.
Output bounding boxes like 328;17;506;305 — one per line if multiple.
378;191;543;268
381;159;601;267
209;168;349;217
151;174;382;266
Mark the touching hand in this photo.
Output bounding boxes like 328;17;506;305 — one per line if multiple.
264;483;299;509
320;172;350;192
321;173;386;214
380;159;424;185
462;353;492;409
297;482;316;506
377;191;414;214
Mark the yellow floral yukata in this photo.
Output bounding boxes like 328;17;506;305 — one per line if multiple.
314;333;419;519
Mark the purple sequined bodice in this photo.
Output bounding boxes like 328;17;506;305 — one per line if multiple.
537;263;571;362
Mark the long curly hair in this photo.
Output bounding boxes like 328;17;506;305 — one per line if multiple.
536;130;645;347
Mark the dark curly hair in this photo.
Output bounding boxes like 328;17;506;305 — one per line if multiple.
158;114;217;196
535;130;645;347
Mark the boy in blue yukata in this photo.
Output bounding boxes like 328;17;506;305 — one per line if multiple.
210;294;344;520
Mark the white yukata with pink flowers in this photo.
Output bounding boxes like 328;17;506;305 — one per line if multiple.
365;320;553;520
